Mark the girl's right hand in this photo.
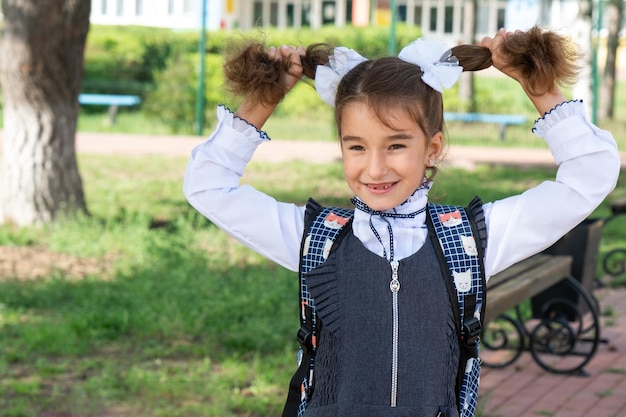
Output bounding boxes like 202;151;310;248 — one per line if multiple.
268;45;307;94
236;45;306;129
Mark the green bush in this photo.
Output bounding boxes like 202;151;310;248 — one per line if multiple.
84;25;192;96
143;53;229;134
213;24;422;57
83;23;423;96
80;24;426;133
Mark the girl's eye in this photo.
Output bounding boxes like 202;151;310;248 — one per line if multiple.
349;145;365;151
390;143;406;150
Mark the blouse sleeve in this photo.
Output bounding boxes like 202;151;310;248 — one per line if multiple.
183;105;306;272
483;100;621;278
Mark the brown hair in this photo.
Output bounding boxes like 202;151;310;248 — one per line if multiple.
223;40;332;107
224;26;580;181
224;25;580;117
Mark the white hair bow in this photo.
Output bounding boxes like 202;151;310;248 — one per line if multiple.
314;39;462;106
315;46;367;107
398;39;463;93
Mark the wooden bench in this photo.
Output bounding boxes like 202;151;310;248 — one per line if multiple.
78;93;141;124
482;253;602;375
486;254;573;323
444;112;528;141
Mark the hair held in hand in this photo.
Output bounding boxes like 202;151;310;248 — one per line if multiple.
223;26;581;102
223;38;332;106
453;26;581;96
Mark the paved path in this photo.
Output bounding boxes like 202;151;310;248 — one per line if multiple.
1;131;625;168
479;286;626;417
72;132;626;169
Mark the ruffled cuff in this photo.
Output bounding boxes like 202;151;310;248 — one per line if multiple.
531;99;585;138
530;100;609;164
194;105;270;165
217;104;270;142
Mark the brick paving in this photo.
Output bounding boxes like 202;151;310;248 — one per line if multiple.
479;287;626;417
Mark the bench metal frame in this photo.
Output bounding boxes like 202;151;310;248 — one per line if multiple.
600;199;626;280
482;254;602;376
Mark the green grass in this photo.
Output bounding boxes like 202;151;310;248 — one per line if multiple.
0;155;624;416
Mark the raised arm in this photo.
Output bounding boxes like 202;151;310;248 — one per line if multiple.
183;45;310;272
478;28;620;277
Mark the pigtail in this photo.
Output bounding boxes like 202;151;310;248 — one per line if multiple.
452;26;582;96
450;45;493;72
223;39;333;106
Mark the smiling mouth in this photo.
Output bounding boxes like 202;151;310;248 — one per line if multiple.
367;182;396;191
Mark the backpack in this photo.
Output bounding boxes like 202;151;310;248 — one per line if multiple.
282;197;487;417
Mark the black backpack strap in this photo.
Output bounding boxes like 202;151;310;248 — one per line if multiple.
282;198;353;417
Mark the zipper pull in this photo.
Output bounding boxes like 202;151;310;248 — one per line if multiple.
435;406;447;417
389;260;400;293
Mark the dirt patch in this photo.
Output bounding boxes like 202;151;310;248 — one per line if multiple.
0;245;113;281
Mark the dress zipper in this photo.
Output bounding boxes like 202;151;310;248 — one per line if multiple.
389;260;400;407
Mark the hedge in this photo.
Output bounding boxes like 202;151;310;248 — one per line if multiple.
82;24;424;134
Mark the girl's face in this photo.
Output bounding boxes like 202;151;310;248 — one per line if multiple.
340;102;443;211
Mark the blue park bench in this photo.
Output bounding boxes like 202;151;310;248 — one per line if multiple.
444;112;528;141
78;93;141;124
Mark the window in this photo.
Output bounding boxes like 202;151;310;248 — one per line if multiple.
101;0;108;15
322;1;335;24
444;5;453;33
414;6;422;25
116;0;124;16
287;4;295;26
477;5;489;33
184;0;193;13
302;3;311;27
135;0;143;15
497;7;505;30
168;0;175;15
429;7;437;31
271;1;279;25
398;5;407;22
253;1;263;25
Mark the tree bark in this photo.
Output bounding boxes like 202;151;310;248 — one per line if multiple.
598;0;623;120
0;0;91;226
458;0;477;111
571;0;594;118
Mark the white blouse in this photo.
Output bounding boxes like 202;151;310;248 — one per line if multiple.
183;101;620;279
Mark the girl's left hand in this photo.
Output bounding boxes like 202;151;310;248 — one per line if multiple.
481;28;521;82
481;28;566;115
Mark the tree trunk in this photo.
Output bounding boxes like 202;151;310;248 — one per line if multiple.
598;0;623;120
458;0;477;111
571;0;594;118
0;0;91;226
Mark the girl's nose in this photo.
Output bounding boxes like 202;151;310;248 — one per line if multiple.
367;152;389;179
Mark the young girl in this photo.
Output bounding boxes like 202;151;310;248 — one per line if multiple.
183;27;620;417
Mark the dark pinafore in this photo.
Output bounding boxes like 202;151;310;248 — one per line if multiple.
304;232;460;417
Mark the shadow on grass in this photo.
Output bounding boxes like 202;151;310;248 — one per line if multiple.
0;222;299;416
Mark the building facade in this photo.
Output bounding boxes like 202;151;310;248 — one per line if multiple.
89;0;222;30
88;0;623;42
